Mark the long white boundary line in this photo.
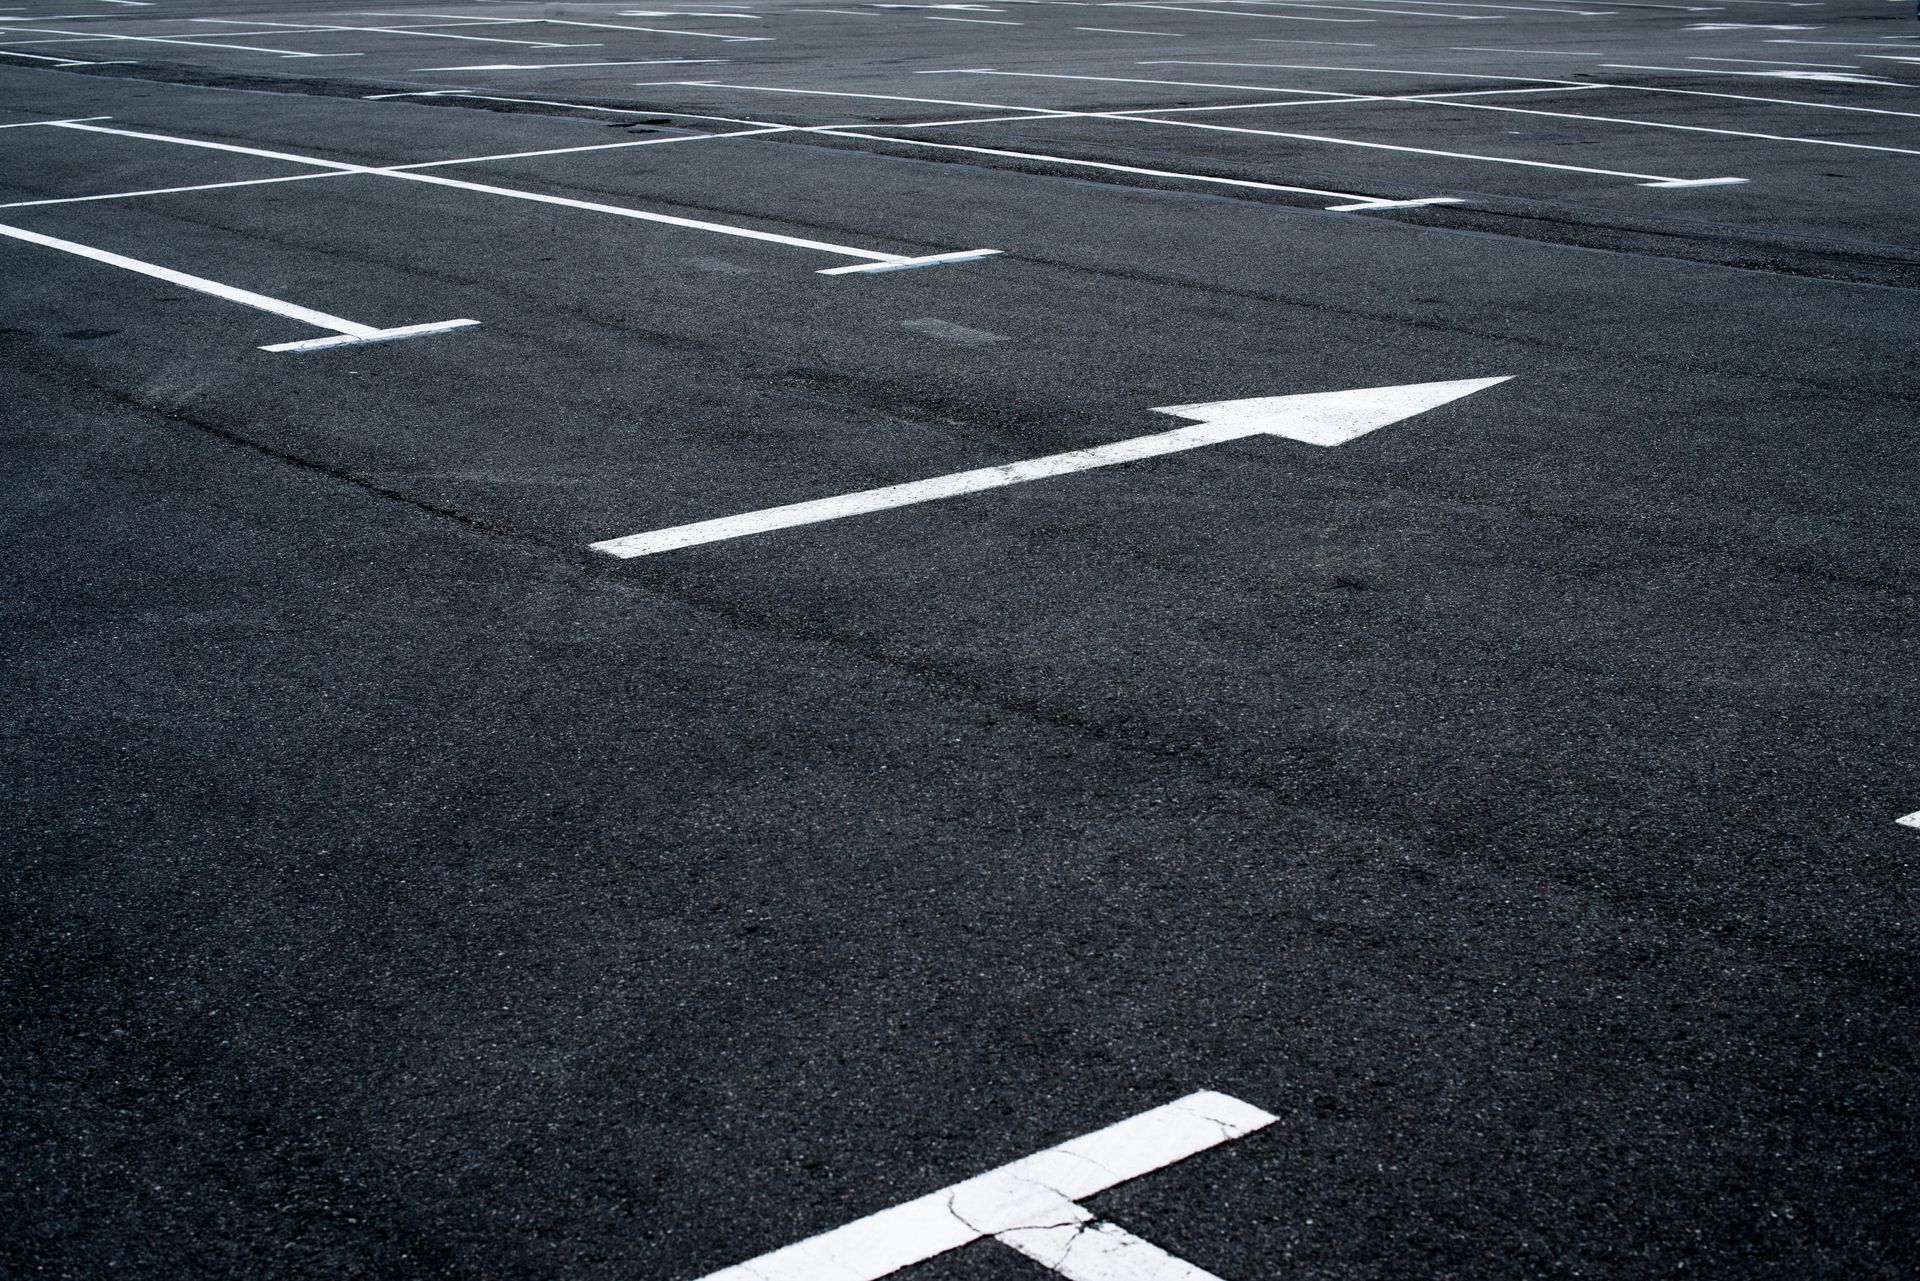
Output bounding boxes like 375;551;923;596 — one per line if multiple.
0;222;477;352
0;24;336;56
1142;60;1920;116
1108;4;1378;23
936;66;1920;157
691;1092;1278;1281
663;82;1465;205
0;130;792;210
917;69;1746;184
48;121;1000;276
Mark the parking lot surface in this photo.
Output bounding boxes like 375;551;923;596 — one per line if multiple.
2;0;1916;1277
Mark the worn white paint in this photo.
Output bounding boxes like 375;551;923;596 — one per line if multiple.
0;222;476;352
691;1091;1277;1281
590;377;1510;557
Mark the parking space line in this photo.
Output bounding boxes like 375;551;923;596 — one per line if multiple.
48;121;1000;276
1398;94;1920;155
538;17;773;39
1147;59;1920;116
184;18;602;48
668;80;1463;204
918;70;1744;185
1129;0;1504;16
0;115;109;127
692;1092;1277;1281
1116;4;1378;24
0;170;354;210
1603;61;1905;86
591;377;1508;557
409;59;716;71
0;222;477;352
0;25;342;56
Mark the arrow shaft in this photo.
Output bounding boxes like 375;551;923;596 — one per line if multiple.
589;421;1252;558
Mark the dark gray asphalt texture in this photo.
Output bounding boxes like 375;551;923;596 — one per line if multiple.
2;0;1916;1277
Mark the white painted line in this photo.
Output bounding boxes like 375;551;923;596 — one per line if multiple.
0;24;330;55
51;121;999;276
1326;194;1464;209
670;79;1458;206
814;126;1433;203
408;59;697;70
1146;0;1503;16
817;248;1003;274
1117;4;1377;23
591;377;1508;557
1688;56;1857;67
1247;36;1377;43
1075;25;1188;32
690;1091;1277;1281
1451;44;1604;53
668;80;1065;112
1602;61;1906;85
386;128;796;170
0;170;353;210
552;17;770;38
260;319;481;352
0;115;109;127
1143;59;1920;116
0;222;477;352
1409;95;1920;156
1897;811;1920;830
0;47;89;61
925;72;1743;185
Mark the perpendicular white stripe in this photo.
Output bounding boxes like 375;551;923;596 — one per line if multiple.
692;1092;1276;1281
591;421;1252;557
0;221;378;337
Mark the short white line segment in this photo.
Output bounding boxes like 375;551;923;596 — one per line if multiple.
591;377;1509;557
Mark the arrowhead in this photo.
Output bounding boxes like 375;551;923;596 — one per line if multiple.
1152;376;1511;447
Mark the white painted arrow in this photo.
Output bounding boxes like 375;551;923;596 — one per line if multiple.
589;376;1510;558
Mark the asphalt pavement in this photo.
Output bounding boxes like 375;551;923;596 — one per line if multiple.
2;0;1916;1277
